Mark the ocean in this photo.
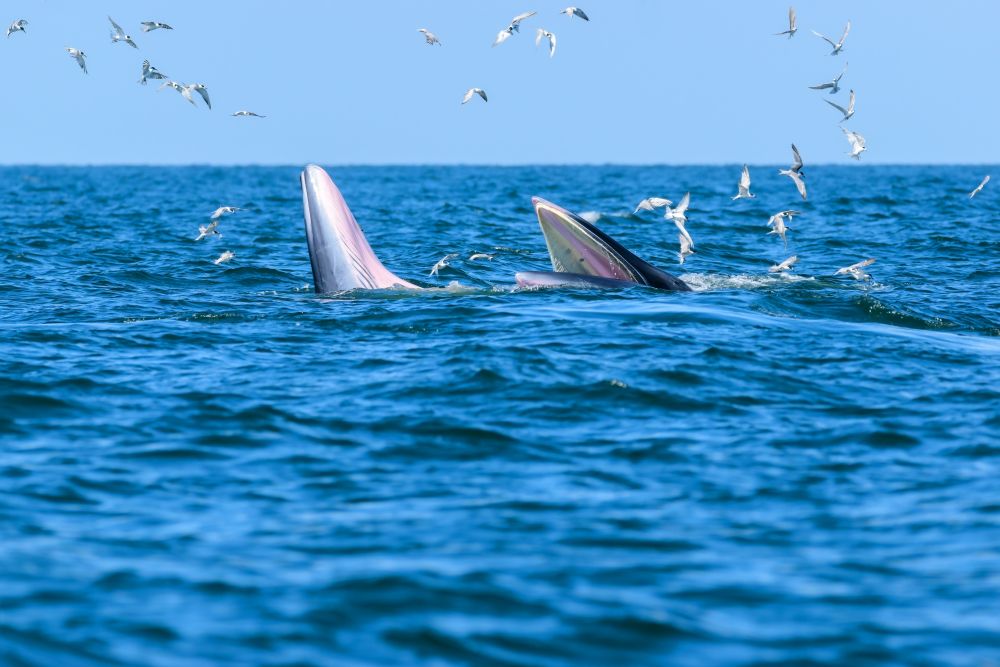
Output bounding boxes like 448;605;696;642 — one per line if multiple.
1;165;998;666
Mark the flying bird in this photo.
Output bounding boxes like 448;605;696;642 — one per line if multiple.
835;258;875;280
108;16;138;49
141;21;173;32
493;11;537;46
825;89;855;122
66;48;88;73
211;206;241;220
633;197;672;214
429;253;459;277
969;175;990;199
769;255;799;273
196;221;220;241
214;251;235;265
666;193;693;248
775;7;797;38
732;164;755;200
159;80;196;105
233;110;266;118
809;63;848;94
560;7;590;21
678;233;694;264
139;60;167;85
778;143;807;200
813;20;850;55
468;253;494;261
6;19;28;38
843;128;866;160
462;88;488;104
535;29;557;57
767;210;799;247
186;83;211;109
417;28;441;45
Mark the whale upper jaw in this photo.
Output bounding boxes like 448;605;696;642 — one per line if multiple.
301;164;418;293
525;197;691;291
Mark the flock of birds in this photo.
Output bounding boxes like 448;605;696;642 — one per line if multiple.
5;15;265;118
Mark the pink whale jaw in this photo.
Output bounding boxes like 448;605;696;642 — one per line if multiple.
301;165;418;293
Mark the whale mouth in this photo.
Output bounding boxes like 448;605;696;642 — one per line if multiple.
301;165;417;293
531;197;690;291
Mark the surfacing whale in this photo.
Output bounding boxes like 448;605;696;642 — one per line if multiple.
300;165;689;293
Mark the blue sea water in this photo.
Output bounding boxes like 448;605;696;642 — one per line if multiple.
1;164;999;666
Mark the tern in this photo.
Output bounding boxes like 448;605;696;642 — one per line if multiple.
969;175;990;199
767;210;799;247
108;16;138;49
835;258;875;280
211;206;241;220
536;29;557;57
66;48;88;73
468;253;494;261
138;60;167;85
666;193;693;248
417;28;441;45
809;63;848;94
769;255;798;273
462;88;488;104
185;83;211;109
732;164;755;200
678;233;694;264
196;221;220;241
160;80;196;105
775;7;797;38
233;110;266;117
429;253;459;276
813;20;850;55
560;7;590;21
778;144;807;200
141;21;173;32
633;197;672;215
214;251;235;265
843;128;866;160
6;19;27;38
493;11;536;46
825;89;855;122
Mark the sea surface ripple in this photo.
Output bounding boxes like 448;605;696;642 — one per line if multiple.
1;165;999;666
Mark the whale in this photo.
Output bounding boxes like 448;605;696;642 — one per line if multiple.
515;196;691;292
300;164;689;293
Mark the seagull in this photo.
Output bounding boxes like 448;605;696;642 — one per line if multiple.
767;210;799;247
417;28;441;45
196;221;220;241
66;48;87;74
969;175;990;199
775;7;797;38
211;206;241;220
560;7;590;21
825;89;855;122
468;253;494;261
159;80;196;105
493;11;536;46
139;60;167;85
666;193;693;247
535;29;556;57
185;83;211;109
678;233;694;264
778;144;807;201
141;21;173;32
6;19;27;38
214;251;235;265
769;255;798;273
634;197;672;214
108;16;138;49
732;164;755;200
429;253;459;276
462;88;488;104
232;110;266;118
813;20;850;55
843;128;866;160
809;63;848;94
835;258;875;280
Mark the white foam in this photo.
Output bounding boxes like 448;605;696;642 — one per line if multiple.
681;272;816;292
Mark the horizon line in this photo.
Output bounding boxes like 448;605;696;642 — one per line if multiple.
0;162;997;168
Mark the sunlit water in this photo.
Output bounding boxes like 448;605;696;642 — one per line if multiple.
2;165;999;666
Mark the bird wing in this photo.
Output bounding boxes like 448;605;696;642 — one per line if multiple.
108;16;124;35
511;11;537;25
790;172;807;200
838;20;851;46
649;197;672;208
836;62;848;81
196;86;211;108
141;22;155;32
477;89;487;102
740;165;751;189
846;89;855;114
788;7;796;30
675;192;690;216
809;81;833;90
493;29;511;46
812;30;836;48
791;143;803;171
548;32;556;57
574;8;590;20
535;28;544;46
462;89;474;104
825;99;848;116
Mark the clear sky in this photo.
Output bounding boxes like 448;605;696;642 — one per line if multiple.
1;0;997;165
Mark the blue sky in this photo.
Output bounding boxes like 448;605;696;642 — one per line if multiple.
1;1;997;165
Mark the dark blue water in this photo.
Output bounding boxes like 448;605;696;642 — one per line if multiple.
2;165;999;666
